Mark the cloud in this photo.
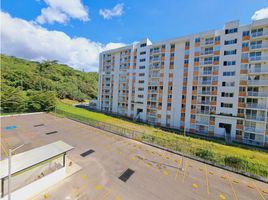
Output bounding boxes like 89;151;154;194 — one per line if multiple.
99;3;124;19
36;0;89;24
251;7;268;21
1;11;125;71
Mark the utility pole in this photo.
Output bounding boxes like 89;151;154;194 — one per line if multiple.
8;144;26;200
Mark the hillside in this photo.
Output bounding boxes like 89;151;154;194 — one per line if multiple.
0;54;98;113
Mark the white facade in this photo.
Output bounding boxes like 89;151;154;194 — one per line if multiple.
98;19;268;147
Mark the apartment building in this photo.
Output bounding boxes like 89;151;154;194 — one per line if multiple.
98;18;268;147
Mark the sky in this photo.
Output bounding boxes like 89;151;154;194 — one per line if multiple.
1;0;268;72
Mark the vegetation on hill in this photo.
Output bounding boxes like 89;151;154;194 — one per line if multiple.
55;101;268;178
0;54;98;113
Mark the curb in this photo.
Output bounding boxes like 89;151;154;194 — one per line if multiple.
0;112;45;118
65;116;268;184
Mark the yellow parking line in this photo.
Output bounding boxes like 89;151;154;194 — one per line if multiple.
252;181;265;200
174;158;182;180
227;173;238;200
182;160;188;182
0;142;8;157
205;165;210;195
98;189;112;200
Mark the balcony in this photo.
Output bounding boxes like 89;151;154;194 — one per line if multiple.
197;109;210;115
197;100;210;104
249;67;268;74
151;57;160;62
249;56;268;62
244;126;266;134
201;40;214;46
151;49;160;54
246;103;267;109
247;91;268;97
199;71;212;75
200;61;213;66
251;31;268;39
242;138;264;147
200;51;214;56
250;43;268;50
198;90;211;95
245;114;266;122
196;119;209;125
198;80;212;85
248;79;268;86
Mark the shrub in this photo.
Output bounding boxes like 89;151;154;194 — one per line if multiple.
195;148;214;161
224;156;247;170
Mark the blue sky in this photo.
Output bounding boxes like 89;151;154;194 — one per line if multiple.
1;0;268;71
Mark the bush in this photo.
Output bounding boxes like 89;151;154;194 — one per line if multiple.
195;148;215;161
224;156;247;170
27;91;57;112
0;84;27;113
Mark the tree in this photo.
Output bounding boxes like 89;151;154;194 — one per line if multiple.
0;84;27;113
27;91;57;112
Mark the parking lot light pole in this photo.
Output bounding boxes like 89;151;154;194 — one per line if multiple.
180;126;186;172
8;144;25;200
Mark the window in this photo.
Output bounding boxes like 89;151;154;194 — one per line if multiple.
167;103;172;107
162;44;166;49
168;86;173;91
138;88;144;91
170;44;175;49
140;43;147;47
242;42;249;48
140;58;146;62
221;92;234;97
195;38;200;43
138;95;144;98
194;57;199;63
223;71;235;76
139;65;145;69
224;39;237;45
213;56;219;62
224;49;237;55
221;103;233;108
140;51;146;55
139;73;145;77
223;61;236;66
184;60;189;64
170;53;175;57
222;81;235;86
138;80;144;84
215;36;221;42
225;28;238;34
185;41;190;47
242;31;250;37
237;120;243;125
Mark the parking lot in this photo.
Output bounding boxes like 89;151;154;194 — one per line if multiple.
1;113;268;200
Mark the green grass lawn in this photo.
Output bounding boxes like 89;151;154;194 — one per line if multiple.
55;101;268;178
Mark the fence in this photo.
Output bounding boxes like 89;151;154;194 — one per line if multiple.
54;108;193;155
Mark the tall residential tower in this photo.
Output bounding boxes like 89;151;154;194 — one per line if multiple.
98;18;268;147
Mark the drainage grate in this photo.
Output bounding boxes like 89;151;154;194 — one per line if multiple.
80;149;95;157
45;131;58;135
34;124;44;127
118;168;135;182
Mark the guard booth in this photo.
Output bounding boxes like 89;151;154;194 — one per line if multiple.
0;141;74;200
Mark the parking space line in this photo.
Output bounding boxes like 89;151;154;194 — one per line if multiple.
227;173;239;200
205;165;210;195
252;181;266;200
174;158;182;181
0;141;8;156
182;160;188;182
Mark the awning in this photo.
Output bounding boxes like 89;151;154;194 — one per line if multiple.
0;141;74;180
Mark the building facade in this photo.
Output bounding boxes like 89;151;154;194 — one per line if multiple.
98;19;268;147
